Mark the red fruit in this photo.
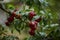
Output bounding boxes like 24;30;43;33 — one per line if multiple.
29;21;38;27
29;21;35;28
29;29;35;36
35;17;41;22
5;21;10;26
29;21;37;30
31;26;36;31
29;11;36;20
7;16;14;23
11;12;16;17
34;21;38;25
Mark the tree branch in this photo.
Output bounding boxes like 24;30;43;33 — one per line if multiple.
0;4;11;15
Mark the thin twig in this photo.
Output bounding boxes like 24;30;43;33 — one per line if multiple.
0;4;11;15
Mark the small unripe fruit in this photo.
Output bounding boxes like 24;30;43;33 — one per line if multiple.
15;14;21;19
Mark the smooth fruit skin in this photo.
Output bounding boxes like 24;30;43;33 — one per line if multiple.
29;21;36;27
29;21;38;35
7;12;16;22
5;21;10;26
29;29;35;36
7;16;14;23
34;21;38;25
29;11;36;20
35;17;41;22
5;12;16;26
29;21;38;30
30;25;36;31
11;12;16;17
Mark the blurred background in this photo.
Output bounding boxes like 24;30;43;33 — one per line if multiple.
0;0;60;40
